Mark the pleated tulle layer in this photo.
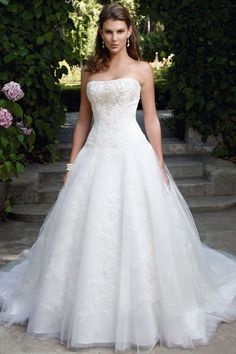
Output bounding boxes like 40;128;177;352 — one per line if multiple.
1;140;236;353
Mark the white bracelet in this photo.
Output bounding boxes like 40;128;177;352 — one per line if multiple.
66;163;74;171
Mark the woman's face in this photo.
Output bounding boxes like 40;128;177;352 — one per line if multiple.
100;19;132;54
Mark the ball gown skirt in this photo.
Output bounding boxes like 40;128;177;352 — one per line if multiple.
0;78;236;353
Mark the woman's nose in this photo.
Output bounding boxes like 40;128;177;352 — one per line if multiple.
112;33;118;41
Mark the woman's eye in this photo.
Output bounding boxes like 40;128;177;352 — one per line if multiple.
104;30;124;34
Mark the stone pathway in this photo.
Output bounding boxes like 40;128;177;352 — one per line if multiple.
0;208;236;353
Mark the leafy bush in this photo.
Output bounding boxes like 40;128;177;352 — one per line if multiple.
138;0;236;157
0;0;75;162
139;23;170;62
152;63;173;109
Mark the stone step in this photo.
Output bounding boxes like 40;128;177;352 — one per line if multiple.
38;183;63;203
175;177;212;196
10;204;52;223
38;162;66;185
186;195;236;212
165;156;204;178
10;195;236;223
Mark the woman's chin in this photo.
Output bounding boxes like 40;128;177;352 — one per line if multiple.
108;46;126;54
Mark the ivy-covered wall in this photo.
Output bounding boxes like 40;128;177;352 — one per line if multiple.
0;0;75;162
139;0;236;156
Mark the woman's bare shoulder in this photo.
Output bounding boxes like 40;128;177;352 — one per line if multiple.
80;65;92;84
138;60;153;75
133;60;153;85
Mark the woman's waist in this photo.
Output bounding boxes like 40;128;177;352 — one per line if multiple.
84;121;146;150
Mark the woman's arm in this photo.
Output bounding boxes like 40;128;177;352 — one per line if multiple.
63;67;93;183
68;66;93;164
140;62;164;168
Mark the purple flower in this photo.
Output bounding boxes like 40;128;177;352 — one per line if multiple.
1;81;24;102
22;127;32;135
0;108;13;128
16;121;32;135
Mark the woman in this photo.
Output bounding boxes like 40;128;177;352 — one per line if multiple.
0;3;236;353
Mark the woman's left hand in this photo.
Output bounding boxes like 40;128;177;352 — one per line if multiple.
160;165;170;187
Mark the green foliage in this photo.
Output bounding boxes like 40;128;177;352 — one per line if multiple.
0;123;35;182
70;1;102;64
139;30;164;62
138;0;236;156
0;0;75;162
137;17;170;62
153;65;172;109
0;124;35;182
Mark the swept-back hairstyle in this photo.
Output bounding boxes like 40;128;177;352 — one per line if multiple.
85;3;141;73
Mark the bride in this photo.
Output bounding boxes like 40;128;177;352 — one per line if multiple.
0;3;236;353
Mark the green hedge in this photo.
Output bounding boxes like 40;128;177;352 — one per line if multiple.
139;0;236;157
0;0;75;162
60;85;81;113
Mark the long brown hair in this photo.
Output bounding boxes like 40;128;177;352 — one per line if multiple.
85;3;141;73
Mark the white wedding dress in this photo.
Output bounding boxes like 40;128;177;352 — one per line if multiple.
0;77;236;353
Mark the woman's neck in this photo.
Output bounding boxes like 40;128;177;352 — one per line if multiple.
109;49;131;66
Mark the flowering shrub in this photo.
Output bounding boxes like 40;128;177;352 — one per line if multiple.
0;81;35;182
0;1;75;162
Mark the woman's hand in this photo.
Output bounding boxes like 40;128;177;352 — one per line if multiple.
160;165;170;187
63;172;69;185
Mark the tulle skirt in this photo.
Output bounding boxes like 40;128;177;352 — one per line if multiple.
1;139;236;353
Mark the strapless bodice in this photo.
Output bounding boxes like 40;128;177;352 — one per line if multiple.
85;78;146;152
